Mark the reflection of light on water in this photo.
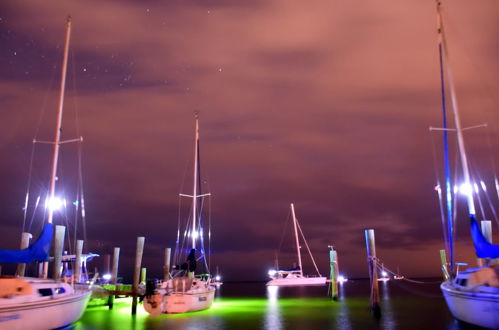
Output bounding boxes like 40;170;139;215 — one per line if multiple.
264;286;282;330
380;281;395;330
335;282;352;330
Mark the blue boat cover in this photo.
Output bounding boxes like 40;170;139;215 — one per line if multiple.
470;215;499;259
0;223;53;263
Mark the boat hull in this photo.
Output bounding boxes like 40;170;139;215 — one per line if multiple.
441;281;499;329
164;288;215;314
0;290;91;330
266;276;327;287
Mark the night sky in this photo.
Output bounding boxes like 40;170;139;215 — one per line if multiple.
1;0;498;281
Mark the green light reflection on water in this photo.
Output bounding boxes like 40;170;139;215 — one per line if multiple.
75;295;368;330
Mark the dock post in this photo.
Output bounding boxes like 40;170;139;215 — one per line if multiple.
132;237;145;315
52;225;66;280
74;240;83;283
111;247;120;283
439;249;450;280
365;229;380;318
16;232;32;276
108;247;120;310
478;220;493;266
329;247;339;300
164;247;171;281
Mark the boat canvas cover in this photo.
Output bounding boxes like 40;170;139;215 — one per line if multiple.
0;223;53;263
470;216;499;259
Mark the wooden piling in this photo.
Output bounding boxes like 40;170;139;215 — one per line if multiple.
329;248;339;300
479;220;493;266
111;247;120;284
52;225;66;280
132;237;145;315
164;247;171;281
74;240;83;283
439;249;450;280
365;229;380;318
16;232;32;276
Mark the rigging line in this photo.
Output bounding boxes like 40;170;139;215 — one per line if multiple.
295;219;321;277
470;167;487;221
473;169;499;225
22;141;38;233
374;262;440;284
27;194;42;233
70;47;82;138
76;140;87;248
430;132;449;250
174;196;182;265
73;183;79;252
276;208;292;259
208;194;212;273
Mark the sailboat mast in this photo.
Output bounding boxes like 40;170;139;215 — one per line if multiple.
436;2;476;216
191;116;200;249
290;203;303;275
436;1;455;273
47;16;72;224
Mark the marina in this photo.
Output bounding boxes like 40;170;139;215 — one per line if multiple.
1;0;499;328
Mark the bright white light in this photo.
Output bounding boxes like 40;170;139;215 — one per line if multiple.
459;183;472;196
102;273;112;281
337;275;348;283
45;196;64;211
268;269;277;277
453;185;458;194
480;181;487;192
474;183;479;193
215;275;221;281
381;271;388;277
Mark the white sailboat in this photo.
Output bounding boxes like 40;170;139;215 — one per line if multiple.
144;116;215;315
267;203;326;286
0;17;91;329
433;2;499;328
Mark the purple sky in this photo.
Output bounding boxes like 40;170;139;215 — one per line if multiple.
1;0;498;281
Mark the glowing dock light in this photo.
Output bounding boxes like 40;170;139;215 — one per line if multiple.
215;275;221;282
268;269;277;277
102;273;112;281
381;270;388;277
337;275;348;284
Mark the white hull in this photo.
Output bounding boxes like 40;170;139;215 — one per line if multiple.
165;288;215;313
0;288;90;330
267;276;327;287
441;281;499;329
144;279;216;315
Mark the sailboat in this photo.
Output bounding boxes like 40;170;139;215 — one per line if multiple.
143;116;215;315
433;2;499;328
267;203;326;286
0;17;91;329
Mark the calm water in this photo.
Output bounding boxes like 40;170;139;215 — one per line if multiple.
73;280;480;330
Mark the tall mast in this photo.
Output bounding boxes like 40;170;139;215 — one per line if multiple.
48;16;72;224
191;116;200;249
436;2;476;216
290;203;303;276
436;1;454;273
